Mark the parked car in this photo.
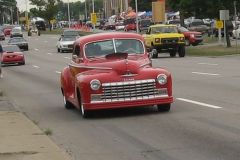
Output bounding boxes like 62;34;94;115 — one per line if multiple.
232;25;240;39
124;18;136;31
57;36;76;53
177;26;203;46
0;31;5;40
139;19;152;32
187;19;210;34
3;28;12;36
143;24;185;58
10;27;23;38
60;32;173;118
8;37;29;51
103;22;116;30
115;21;125;31
1;45;25;65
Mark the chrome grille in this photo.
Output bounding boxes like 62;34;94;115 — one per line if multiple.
99;79;166;102
161;38;178;44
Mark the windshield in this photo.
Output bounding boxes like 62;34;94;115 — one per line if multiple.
152;26;178;34
9;38;26;43
63;30;79;36
84;39;144;58
61;37;76;41
140;20;151;26
12;28;21;32
3;45;21;52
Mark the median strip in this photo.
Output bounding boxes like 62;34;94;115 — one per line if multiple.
192;72;220;76
177;98;222;109
32;65;40;69
198;62;219;66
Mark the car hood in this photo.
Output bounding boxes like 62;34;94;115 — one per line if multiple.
82;55;150;75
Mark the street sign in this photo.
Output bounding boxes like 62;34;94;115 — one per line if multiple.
220;10;229;20
91;13;97;25
50;19;56;24
215;20;223;29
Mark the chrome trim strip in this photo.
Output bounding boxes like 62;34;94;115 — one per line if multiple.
102;79;155;87
69;63;112;70
140;62;151;68
91;95;169;103
121;74;138;77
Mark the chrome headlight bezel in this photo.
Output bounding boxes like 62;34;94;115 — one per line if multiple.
157;74;167;85
90;79;101;91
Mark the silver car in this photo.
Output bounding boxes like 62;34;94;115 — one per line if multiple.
57;36;76;53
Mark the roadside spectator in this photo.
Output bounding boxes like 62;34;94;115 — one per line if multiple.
0;44;3;78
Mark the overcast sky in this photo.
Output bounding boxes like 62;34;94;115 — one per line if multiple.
17;0;85;11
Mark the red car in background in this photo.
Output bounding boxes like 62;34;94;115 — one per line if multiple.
4;28;12;36
178;26;203;46
1;45;25;65
61;32;173;118
124;18;136;31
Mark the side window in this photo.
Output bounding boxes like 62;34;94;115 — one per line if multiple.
73;44;80;57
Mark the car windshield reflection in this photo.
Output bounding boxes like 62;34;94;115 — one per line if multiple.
84;39;144;58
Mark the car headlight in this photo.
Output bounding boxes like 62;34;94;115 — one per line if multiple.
90;79;101;90
157;74;167;85
155;38;160;43
179;37;185;41
190;34;195;38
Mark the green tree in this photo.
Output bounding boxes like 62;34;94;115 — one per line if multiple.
129;0;152;11
29;0;59;23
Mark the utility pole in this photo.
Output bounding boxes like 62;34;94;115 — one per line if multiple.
234;1;237;51
85;0;87;22
67;0;70;28
135;0;139;33
25;0;29;30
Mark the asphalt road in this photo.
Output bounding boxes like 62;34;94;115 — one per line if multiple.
1;34;240;160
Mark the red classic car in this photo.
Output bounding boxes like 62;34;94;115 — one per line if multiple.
4;28;12;36
61;32;173;118
1;45;25;65
178;26;203;46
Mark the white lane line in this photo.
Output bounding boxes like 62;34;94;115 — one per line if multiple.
32;65;40;69
198;63;219;66
34;48;39;51
192;72;220;76
64;57;71;59
47;52;53;55
55;71;61;74
177;98;222;109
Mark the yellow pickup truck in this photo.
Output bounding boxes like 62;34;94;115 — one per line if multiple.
143;24;185;58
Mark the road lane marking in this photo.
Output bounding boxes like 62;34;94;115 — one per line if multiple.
64;57;71;59
192;72;220;76
34;48;39;51
47;53;53;55
198;63;219;66
177;98;222;109
55;71;61;74
32;65;40;69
